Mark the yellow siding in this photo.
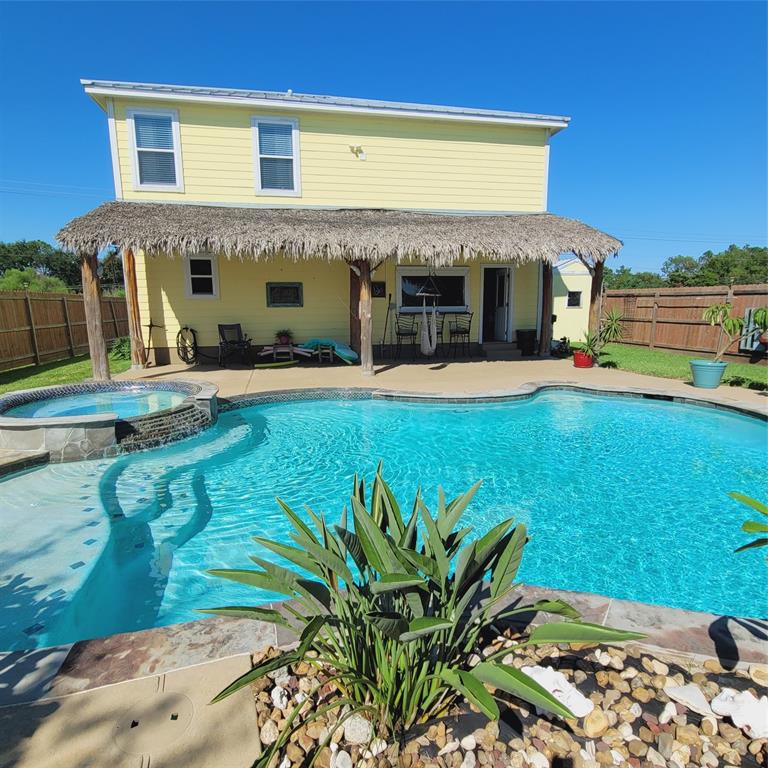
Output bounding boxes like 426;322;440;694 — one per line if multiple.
552;261;591;342
113;99;548;212
136;255;542;357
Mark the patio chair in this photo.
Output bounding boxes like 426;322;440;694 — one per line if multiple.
218;323;252;367
394;314;419;359
448;313;473;358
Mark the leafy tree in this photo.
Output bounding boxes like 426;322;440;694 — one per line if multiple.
0;267;69;293
661;255;699;286
0;240;81;288
604;265;665;289
695;245;767;286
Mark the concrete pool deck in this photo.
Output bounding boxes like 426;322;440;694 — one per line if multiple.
116;357;768;413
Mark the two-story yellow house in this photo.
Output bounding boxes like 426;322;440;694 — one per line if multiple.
57;79;620;377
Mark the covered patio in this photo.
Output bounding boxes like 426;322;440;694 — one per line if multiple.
56;202;622;379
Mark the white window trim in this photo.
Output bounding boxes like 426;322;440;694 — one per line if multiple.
396;266;470;314
252;116;301;197
566;290;583;308
127;107;184;193
184;254;219;300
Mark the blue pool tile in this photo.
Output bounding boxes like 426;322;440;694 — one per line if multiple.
48;588;66;599
69;561;86;570
85;520;100;527
83;538;97;546
23;623;44;636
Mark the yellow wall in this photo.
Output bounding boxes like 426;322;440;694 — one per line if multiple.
552;260;591;342
134;253;542;357
113;99;548;212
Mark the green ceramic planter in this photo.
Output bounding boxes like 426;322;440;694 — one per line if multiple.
689;359;727;389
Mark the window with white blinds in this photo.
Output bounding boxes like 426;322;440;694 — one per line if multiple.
128;109;183;191
252;117;300;195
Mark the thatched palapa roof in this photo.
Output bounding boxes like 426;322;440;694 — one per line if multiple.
57;202;622;265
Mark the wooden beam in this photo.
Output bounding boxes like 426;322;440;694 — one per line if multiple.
357;260;374;376
81;252;110;381
538;262;553;355
122;248;147;367
588;260;604;335
349;267;361;355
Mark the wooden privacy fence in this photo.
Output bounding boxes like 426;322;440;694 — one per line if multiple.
0;291;128;372
604;284;768;360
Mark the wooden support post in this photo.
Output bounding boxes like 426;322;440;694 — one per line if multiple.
349;268;361;355
588;260;604;336
122;248;147;368
538;262;553;355
81;252;111;380
649;290;660;350
24;292;40;365
357;260;374;376
62;295;75;356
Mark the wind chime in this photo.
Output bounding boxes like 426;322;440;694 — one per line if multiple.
417;270;441;357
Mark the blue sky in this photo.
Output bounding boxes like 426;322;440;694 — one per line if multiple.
0;1;765;272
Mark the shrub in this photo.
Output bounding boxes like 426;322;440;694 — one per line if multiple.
0;267;68;293
110;336;131;360
202;468;642;762
729;492;768;558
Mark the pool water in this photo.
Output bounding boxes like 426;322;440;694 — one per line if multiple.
0;391;765;650
5;389;187;419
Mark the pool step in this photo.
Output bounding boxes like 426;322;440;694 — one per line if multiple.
0;448;50;479
482;342;524;361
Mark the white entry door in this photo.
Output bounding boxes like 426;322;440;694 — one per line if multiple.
493;268;511;341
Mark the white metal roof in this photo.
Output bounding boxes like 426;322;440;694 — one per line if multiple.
81;79;570;131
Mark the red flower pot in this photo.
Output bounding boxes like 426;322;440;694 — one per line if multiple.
278;335;291;345
573;350;595;368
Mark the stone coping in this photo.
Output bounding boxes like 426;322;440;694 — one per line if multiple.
0;583;764;708
0;379;212;428
219;380;768;422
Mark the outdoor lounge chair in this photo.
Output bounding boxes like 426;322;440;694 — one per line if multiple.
218;323;252;366
448;313;473;358
394;314;419;359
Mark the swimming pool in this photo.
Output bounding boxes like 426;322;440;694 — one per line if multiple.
4;388;187;419
0;390;765;650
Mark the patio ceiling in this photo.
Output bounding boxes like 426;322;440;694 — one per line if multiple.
57;202;622;265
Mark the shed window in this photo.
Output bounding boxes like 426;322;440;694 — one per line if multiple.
267;282;303;307
185;255;218;298
129;109;183;191
567;291;582;308
397;268;469;313
253;118;300;195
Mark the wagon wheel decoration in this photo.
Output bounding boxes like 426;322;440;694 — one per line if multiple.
176;326;199;364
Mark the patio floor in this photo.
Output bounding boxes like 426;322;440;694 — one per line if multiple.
119;357;768;411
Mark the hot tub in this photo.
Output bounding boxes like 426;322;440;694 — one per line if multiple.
0;380;218;463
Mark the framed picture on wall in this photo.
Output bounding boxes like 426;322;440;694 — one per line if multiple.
372;281;386;298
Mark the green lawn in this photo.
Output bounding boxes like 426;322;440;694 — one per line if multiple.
0;354;132;395
598;343;768;390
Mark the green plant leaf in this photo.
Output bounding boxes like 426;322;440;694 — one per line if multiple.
529;599;582;620
299;536;355;587
367;610;408;639
211;651;299;703
276;497;318;544
735;537;768;553
252;537;325;579
439;667;499;720
730;492;768;517
742;520;768;534
399;616;453;641
370;574;427;594
490;524;526;598
440;481;482;536
473;662;575;719
334;526;368;574
527;621;645;646
196;605;294;627
419;502;449;584
351;496;404;574
206;568;294;597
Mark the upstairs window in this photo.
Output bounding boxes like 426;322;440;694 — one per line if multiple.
567;291;582;308
128;109;183;191
185;255;218;298
252;118;301;195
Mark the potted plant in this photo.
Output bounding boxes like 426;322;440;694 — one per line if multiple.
573;309;624;368
275;329;293;345
690;304;767;388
